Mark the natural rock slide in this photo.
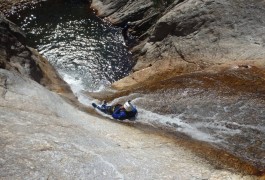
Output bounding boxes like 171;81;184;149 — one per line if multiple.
0;68;260;180
1;0;265;179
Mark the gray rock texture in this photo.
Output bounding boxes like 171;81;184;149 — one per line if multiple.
0;13;75;99
91;0;159;37
0;1;264;178
145;0;265;67
91;0;265;90
0;69;258;180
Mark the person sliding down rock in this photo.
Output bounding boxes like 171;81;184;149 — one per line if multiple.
92;100;138;120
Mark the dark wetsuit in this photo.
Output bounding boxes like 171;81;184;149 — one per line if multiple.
96;103;137;120
122;23;130;40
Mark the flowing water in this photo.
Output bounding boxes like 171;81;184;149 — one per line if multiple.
136;89;265;170
8;0;265;172
105;85;265;171
8;0;134;93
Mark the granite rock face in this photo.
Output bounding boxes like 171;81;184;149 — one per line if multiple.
146;0;265;66
0;69;259;180
91;0;265;90
91;0;159;37
0;1;264;178
0;13;74;97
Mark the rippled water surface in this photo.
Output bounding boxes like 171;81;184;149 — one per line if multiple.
9;1;134;91
8;0;264;173
111;87;265;171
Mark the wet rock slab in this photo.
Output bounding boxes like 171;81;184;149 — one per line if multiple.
92;0;265;91
0;69;258;179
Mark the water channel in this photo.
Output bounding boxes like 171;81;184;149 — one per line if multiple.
8;0;134;93
8;0;265;172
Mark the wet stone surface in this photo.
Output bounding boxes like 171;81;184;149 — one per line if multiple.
0;69;259;180
7;0;135;91
94;67;265;173
0;0;264;178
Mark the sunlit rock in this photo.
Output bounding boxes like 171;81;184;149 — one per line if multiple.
0;68;259;179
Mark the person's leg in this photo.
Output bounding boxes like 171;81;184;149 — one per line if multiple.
98;104;113;115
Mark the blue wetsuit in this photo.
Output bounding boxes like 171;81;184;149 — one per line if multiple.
112;106;137;120
95;103;137;120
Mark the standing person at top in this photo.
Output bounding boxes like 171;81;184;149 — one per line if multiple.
92;100;138;120
122;21;135;46
122;21;131;41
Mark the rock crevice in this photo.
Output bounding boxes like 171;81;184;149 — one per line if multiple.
0;13;75;99
90;0;265;90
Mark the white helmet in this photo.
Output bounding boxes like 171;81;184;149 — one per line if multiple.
124;101;133;112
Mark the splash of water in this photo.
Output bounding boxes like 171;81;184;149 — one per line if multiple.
8;0;265;171
9;1;134;93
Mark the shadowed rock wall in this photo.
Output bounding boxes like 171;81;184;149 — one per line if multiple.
0;13;75;99
0;1;264;178
91;0;265;90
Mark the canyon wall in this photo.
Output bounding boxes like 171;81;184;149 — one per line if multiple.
0;13;76;101
0;0;264;178
91;0;265;90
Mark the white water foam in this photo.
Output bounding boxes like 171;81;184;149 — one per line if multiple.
137;108;218;143
57;75;233;144
59;72;94;106
61;72;84;95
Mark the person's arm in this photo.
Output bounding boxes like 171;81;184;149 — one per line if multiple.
127;108;138;119
112;108;127;120
132;107;137;114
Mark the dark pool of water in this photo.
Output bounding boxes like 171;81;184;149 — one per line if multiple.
7;0;264;173
8;0;134;91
